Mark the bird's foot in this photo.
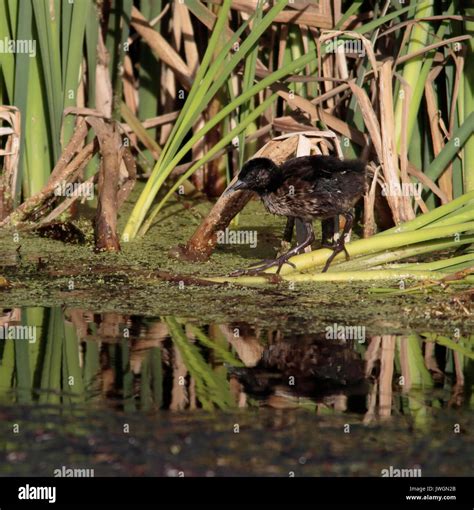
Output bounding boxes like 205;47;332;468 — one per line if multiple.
229;255;296;276
322;243;350;273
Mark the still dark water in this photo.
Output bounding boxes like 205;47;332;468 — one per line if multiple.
0;307;473;476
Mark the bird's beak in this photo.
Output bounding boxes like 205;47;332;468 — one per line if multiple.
223;179;247;196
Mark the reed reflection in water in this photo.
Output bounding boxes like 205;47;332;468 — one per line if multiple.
0;307;472;425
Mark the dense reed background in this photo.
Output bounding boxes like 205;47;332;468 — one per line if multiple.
0;0;473;283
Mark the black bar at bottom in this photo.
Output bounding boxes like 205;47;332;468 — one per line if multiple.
0;477;472;507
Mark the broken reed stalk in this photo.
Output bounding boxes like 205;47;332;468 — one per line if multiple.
171;135;299;261
0;106;21;219
170;188;254;261
0;118;90;226
0;137;97;227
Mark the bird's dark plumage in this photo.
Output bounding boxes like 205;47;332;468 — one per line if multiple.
225;155;367;274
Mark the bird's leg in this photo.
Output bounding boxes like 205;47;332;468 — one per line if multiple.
233;218;295;274
277;217;295;257
283;217;295;243
273;221;314;273
239;217;295;268
230;220;314;276
321;216;338;248
322;212;353;273
295;218;313;252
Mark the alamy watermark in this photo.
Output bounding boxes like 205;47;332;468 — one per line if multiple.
0;324;36;343
325;322;366;343
53;466;95;477
18;485;55;504
381;465;422;477
0;37;36;58
216;228;257;248
54;181;94;201
381;182;422;199
325;37;365;57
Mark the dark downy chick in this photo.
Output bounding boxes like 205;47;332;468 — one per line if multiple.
224;155;367;274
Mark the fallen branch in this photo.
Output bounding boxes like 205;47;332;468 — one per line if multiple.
87;117;122;252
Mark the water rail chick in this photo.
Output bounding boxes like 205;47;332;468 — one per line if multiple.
224;155;367;274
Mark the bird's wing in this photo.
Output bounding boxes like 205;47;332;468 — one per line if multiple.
280;156;333;183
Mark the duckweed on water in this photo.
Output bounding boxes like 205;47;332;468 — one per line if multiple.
0;184;472;334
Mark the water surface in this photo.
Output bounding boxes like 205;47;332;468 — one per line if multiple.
0;307;472;476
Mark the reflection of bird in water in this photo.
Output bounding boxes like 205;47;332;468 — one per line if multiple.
224;155;367;274
228;335;367;408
